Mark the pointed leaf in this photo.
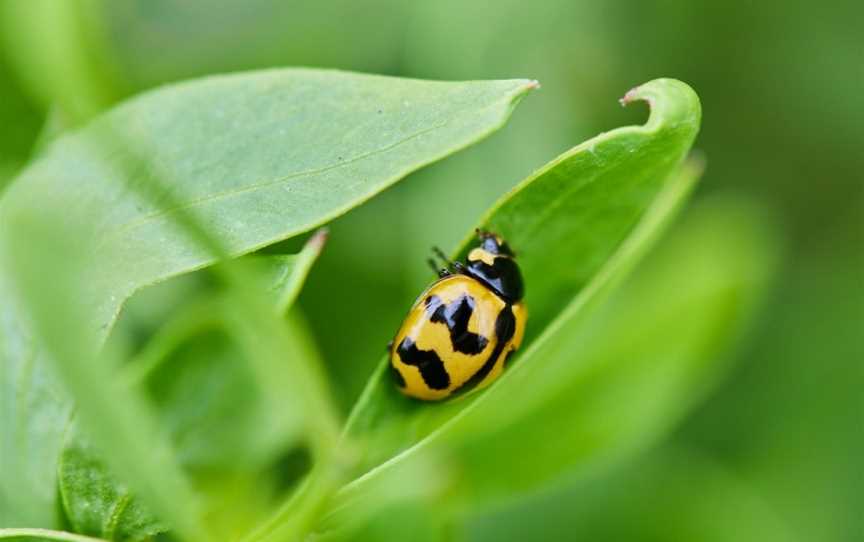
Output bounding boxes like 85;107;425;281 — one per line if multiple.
330;194;778;526
0;69;533;529
344;79;702;468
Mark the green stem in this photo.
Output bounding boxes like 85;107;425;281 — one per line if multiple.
240;459;345;542
0;528;109;542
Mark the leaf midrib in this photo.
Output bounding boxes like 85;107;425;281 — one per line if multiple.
88;88;527;249
100;121;447;242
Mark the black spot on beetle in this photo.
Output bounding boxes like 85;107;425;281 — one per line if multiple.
397;337;450;390
425;295;489;355
452;303;516;396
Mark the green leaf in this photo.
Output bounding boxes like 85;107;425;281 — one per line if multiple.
1;214;212;541
434;195;778;500
2;226;330;540
0;69;535;332
468;446;796;542
57;424;165;542
343;78;702;467
265;229;329;317
0;0;126;121
0;69;533;530
57;246;328;541
0;278;73;529
328;194;777;533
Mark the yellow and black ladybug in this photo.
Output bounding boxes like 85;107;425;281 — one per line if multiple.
389;230;526;401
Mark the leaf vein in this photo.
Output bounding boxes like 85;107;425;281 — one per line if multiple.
102;120;448;242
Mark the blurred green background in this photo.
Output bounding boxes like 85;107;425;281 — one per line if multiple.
0;1;860;541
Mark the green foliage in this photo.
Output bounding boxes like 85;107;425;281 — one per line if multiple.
1;3;861;541
343;79;702;466
0;69;534;331
59;423;165;541
460;197;783;542
0;70;532;534
0;33;773;542
0;280;72;529
468;445;795;542
0;0;120;122
56;248;327;542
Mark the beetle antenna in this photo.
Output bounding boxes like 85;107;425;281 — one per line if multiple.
432;246;451;266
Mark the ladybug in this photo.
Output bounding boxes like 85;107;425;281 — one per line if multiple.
389;230;526;401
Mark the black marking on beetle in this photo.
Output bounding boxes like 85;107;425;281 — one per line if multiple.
466;257;524;302
396;337;450;390
425;295;489;355
452;303;516;396
389;362;406;388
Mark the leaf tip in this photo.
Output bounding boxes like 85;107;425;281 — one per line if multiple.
619;78;701;137
618;87;640;107
306;227;329;254
509;79;541;103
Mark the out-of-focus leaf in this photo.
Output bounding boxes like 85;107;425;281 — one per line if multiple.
0;20;43;185
266;230;329;316
57;245;328;541
0;216;208;540
684;234;864;542
101;1;411;92
310;447;452;542
59;322;270;540
30;107;74;158
329;194;777;530
0;69;532;530
0;163;19;195
344;78;701;467
0;277;72;529
467;446;795;542
320;504;454;542
0;0;122;121
435;195;778;500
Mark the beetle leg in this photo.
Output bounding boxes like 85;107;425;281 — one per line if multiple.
430;246;458;275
